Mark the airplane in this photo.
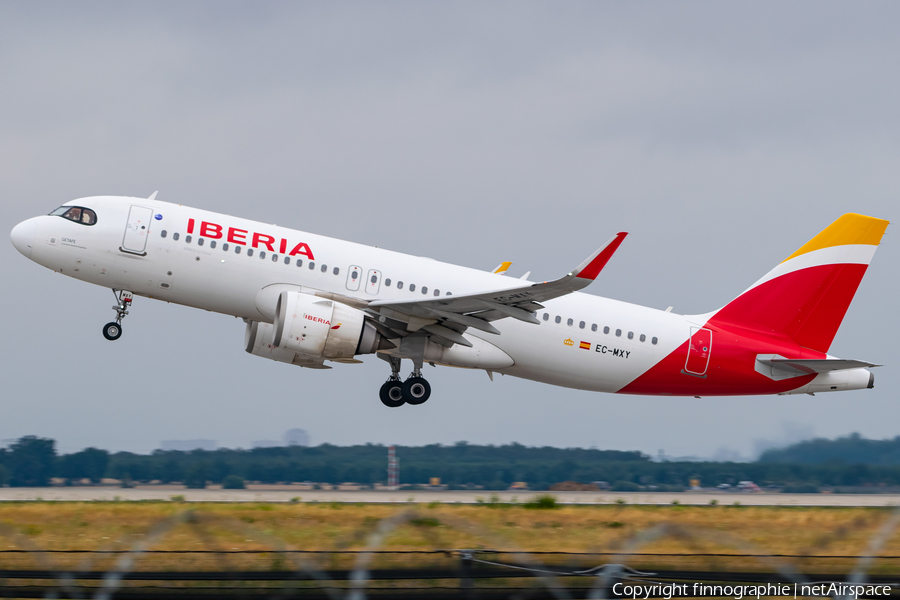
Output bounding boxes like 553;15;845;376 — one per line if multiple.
10;195;889;407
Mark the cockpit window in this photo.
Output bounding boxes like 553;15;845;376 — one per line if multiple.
50;206;97;226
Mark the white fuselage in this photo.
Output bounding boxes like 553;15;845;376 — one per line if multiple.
22;196;690;392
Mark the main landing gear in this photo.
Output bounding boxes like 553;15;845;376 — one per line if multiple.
379;357;431;408
103;290;133;341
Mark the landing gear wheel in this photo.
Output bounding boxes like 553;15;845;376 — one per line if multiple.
103;322;122;341
379;380;405;408
402;377;431;405
105;290;132;341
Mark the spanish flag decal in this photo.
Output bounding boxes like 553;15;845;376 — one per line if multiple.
579;341;591;350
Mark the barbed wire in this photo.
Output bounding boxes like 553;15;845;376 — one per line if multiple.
0;505;899;599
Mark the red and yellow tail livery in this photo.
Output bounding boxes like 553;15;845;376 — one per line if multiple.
622;213;888;397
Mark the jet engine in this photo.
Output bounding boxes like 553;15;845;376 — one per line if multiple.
245;291;387;365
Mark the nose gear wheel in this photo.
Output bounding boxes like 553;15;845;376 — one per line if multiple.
104;289;133;341
102;322;122;341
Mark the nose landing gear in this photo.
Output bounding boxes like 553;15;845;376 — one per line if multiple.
103;290;132;341
378;356;432;407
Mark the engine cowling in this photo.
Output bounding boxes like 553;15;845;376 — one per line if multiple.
266;291;383;360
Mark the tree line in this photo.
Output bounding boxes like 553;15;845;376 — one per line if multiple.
2;434;900;490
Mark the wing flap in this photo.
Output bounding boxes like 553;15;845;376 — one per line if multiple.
366;232;627;349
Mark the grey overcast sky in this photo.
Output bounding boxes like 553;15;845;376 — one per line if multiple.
2;1;898;458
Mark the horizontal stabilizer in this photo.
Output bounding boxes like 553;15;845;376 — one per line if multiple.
758;357;879;375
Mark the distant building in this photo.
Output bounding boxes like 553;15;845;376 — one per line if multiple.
160;440;217;452
251;440;282;449
284;429;310;446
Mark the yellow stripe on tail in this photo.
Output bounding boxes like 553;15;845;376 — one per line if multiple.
782;213;889;263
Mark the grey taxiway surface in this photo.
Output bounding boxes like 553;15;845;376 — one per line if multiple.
1;488;899;506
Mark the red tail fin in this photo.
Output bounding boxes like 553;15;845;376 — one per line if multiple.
712;214;888;353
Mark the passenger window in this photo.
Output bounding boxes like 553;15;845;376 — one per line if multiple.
555;316;561;324
173;232;180;241
567;318;573;326
197;238;204;246
446;292;452;295
421;286;428;294
284;257;290;265
434;289;440;296
223;243;229;251
579;321;585;329
272;254;278;262
161;230;167;238
235;246;241;254
185;235;192;244
603;326;610;334
397;281;404;289
591;324;597;332
296;259;302;267
409;284;416;292
351;271;358;279
627;331;634;340
333;267;339;275
259;251;266;259
385;278;392;287
616;329;622;337
640;334;646;342
210;240;216;249
309;262;315;270
652;337;658;345
321;264;327;273
247;248;254;256
371;275;378;283
543;313;549;321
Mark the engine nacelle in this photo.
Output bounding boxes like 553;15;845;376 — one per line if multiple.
245;292;386;367
268;291;382;360
274;291;357;359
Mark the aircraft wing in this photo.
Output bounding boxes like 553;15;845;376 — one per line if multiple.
366;232;627;346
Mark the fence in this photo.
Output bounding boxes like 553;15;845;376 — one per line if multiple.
1;507;899;598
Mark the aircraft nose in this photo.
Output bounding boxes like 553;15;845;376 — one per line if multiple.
10;218;37;259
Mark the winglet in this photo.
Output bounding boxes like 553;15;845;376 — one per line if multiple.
571;232;628;280
492;261;512;275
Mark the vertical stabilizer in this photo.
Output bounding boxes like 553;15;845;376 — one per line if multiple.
713;213;888;353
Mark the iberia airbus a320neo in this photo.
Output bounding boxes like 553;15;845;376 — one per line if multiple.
10;196;889;407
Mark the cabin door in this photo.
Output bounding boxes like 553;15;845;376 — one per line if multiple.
684;327;712;376
121;205;153;255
